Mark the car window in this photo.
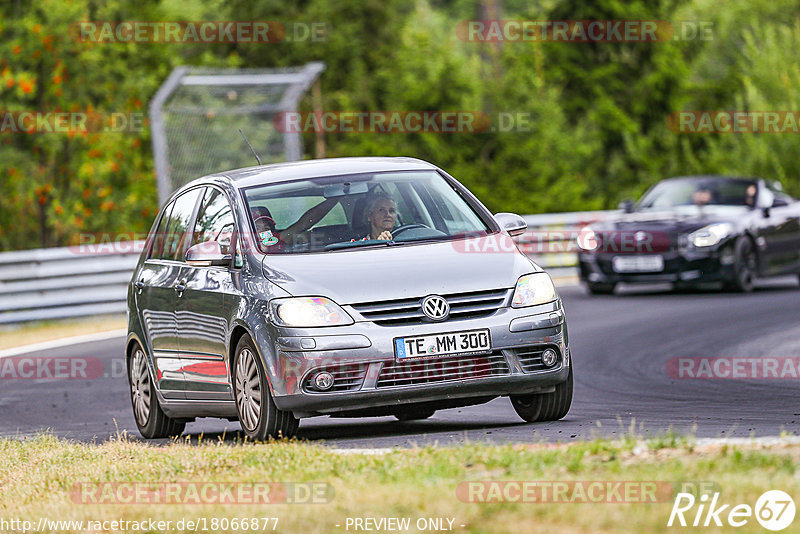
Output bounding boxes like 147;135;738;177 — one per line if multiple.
242;170;491;254
767;183;795;205
161;188;201;261
193;188;236;256
253;196;346;229
639;178;758;209
148;200;174;260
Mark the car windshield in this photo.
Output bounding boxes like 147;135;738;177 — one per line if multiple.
637;177;758;210
242;170;492;254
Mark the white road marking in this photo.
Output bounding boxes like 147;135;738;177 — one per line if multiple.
0;329;128;358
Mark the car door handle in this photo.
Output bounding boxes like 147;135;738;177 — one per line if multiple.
175;280;187;293
134;280;145;289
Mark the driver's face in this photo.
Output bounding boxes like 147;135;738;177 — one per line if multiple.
368;199;397;233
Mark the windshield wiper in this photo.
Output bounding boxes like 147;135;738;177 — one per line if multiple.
324;240;394;251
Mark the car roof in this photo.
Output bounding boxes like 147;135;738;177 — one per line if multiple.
662;174;761;183
208;156;438;189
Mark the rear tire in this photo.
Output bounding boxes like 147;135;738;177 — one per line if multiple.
587;282;616;295
128;344;186;439
394;409;436;421
510;367;573;423
233;334;298;440
724;237;756;293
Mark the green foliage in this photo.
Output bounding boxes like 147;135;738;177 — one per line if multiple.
2;0;800;250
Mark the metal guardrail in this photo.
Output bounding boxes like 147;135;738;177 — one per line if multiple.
0;242;144;325
0;211;616;325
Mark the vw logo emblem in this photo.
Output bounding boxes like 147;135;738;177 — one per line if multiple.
421;295;450;321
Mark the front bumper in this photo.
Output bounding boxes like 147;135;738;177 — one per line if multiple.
261;300;571;416
578;247;736;285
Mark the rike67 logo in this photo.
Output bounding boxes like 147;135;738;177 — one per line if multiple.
668;490;795;531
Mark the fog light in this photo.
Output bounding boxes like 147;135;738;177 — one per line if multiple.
541;348;558;367
313;372;334;391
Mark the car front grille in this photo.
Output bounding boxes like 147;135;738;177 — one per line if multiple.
513;346;561;373
376;351;510;388
350;288;511;326
302;363;369;393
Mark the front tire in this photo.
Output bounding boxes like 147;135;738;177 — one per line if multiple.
233;334;298;440
128;345;185;439
510;367;573;423
724;237;756;293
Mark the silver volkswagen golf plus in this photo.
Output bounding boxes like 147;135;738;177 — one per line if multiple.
126;157;573;439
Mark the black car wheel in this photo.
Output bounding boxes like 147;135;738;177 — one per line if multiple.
587;282;616;295
510;367;573;422
128;344;186;439
233;334;298;440
394;409;436;421
725;236;757;293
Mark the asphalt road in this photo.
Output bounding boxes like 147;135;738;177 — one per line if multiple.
2;278;799;447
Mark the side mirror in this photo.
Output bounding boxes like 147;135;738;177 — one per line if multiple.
494;212;527;237
618;199;635;213
756;186;774;212
186;241;232;267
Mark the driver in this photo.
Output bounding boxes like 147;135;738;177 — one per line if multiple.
691;185;713;206
362;192;397;241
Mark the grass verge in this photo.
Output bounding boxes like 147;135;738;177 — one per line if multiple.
0;434;797;533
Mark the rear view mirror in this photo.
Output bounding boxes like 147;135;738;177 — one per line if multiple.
186;241;232;267
494;212;527;237
323;181;369;198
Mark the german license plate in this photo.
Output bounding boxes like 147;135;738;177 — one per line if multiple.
394;329;491;360
612;255;664;273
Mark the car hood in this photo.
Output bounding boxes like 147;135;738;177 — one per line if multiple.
596;205;748;233
260;236;539;304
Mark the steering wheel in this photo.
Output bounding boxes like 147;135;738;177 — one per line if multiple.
390;224;429;239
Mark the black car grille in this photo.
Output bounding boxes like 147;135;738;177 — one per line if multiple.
302;363;369;393
376;351;510;388
351;288;510;326
513;346;561;373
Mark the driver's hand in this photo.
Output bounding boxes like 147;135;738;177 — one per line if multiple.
377;231;392;241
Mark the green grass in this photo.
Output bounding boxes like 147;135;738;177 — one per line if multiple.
0;434;797;533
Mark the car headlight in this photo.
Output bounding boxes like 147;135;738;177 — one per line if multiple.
687;223;734;248
576;225;599;251
512;273;557;307
269;297;354;327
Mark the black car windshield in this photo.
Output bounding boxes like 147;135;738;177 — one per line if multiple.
242;170;492;254
637;177;758;210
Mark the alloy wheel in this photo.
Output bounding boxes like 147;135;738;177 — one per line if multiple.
235;347;262;432
130;349;151;427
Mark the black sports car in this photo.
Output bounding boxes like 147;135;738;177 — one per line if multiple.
577;175;800;294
